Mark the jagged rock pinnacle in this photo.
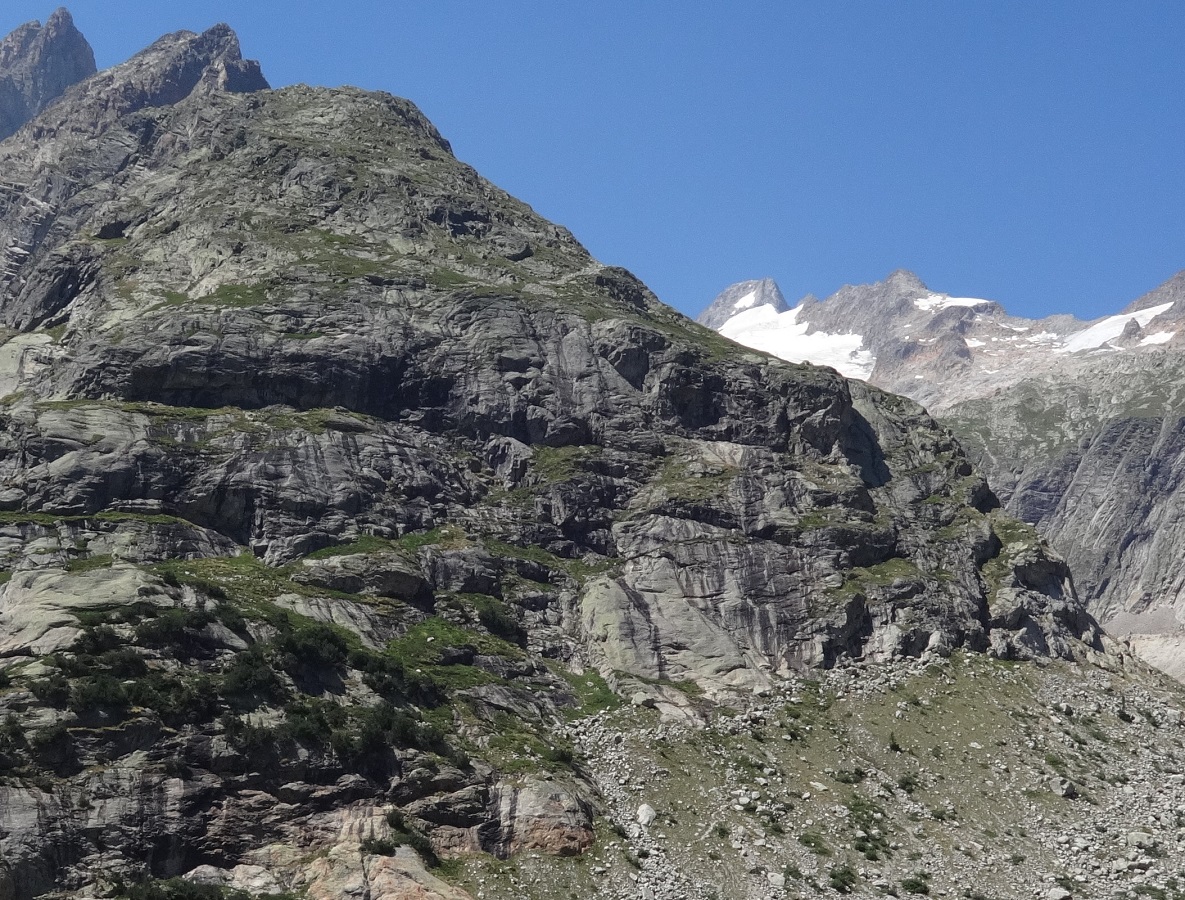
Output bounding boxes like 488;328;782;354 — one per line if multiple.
0;6;96;140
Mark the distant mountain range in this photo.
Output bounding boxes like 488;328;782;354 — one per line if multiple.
702;271;1185;678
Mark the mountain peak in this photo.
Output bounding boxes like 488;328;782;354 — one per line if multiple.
10;22;268;149
45;7;76;30
1122;269;1185;316
0;5;96;141
883;269;929;293
696;277;788;329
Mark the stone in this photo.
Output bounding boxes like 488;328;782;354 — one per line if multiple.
636;803;657;827
1052;777;1078;800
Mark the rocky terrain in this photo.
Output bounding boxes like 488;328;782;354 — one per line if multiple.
702;272;1185;683
1;10;1184;900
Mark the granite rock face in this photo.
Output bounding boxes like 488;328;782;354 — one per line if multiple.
0;15;1105;900
0;8;96;142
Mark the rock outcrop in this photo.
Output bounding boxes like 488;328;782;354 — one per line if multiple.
0;8;95;141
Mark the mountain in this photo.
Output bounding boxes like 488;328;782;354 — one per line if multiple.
703;272;1185;680
0;7;95;141
3;12;1185;900
696;277;789;330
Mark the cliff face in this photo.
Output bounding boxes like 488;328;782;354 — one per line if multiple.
942;353;1185;676
0;15;1119;900
0;8;95;141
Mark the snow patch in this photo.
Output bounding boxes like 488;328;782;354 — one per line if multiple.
964;338;986;348
914;294;991;312
719;305;876;380
1057;302;1175;353
732;290;757;311
1140;330;1176;346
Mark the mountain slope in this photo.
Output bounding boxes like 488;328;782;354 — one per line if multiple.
2;14;1180;900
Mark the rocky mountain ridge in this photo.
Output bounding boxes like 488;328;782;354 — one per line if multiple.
0;7;94;141
700;270;1185;412
703;272;1185;682
0;11;1180;900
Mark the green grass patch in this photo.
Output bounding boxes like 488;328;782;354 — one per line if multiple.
303;534;399;560
65;554;115;574
531;445;601;482
198;282;270;307
798;831;831;856
551;665;621;718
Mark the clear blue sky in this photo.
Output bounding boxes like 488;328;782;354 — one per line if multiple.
6;2;1185;320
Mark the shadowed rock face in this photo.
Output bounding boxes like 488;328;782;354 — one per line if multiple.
0;15;1107;900
0;8;96;141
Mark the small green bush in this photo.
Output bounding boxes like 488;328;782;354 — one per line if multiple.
30;674;70;707
72;625;122;655
360;837;398;856
272;620;349;673
222;646;285;704
70;675;130;711
798;831;831;856
901;872;931;895
135;608;215;652
829;864;858;894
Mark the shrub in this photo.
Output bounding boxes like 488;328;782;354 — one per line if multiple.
135;609;215;653
385;809;441;867
281;698;348;747
829;864;858;894
349;648;439;706
471;596;526;643
360;837;398;856
222;646;285;704
272;621;349;673
72;625;123;655
798;831;831;855
30;673;71;707
127;673;218;725
901;872;931;895
70;675;130;711
897;773;920;793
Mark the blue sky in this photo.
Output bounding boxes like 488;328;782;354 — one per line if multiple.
5;2;1185;320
